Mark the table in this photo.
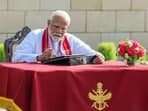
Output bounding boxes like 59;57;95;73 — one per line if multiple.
0;61;148;111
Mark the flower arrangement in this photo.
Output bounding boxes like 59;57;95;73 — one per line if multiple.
117;39;146;65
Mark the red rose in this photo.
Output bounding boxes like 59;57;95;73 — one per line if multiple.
131;40;140;48
118;43;126;56
137;49;145;57
127;48;137;56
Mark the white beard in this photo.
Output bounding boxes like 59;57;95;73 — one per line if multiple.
52;36;62;42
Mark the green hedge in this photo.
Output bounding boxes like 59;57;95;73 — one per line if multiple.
0;43;6;62
97;42;117;61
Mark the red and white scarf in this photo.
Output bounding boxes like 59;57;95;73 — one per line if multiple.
42;28;72;56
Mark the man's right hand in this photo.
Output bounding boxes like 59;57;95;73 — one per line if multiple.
36;49;56;61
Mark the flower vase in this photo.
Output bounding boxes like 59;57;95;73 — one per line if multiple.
126;58;135;66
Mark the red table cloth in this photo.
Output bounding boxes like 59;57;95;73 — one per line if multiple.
0;61;148;111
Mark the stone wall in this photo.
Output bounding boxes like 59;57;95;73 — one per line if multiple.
0;0;148;50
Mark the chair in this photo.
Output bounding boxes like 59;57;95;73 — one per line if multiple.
0;97;22;111
4;26;31;62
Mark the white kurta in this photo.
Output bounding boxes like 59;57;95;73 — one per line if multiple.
12;29;98;62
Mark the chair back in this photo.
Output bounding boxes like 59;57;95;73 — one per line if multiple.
4;26;31;62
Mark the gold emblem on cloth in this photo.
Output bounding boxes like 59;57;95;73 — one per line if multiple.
0;96;22;111
88;82;112;111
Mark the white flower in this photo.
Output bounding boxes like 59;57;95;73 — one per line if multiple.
127;40;133;48
125;53;129;59
135;47;139;52
117;48;120;52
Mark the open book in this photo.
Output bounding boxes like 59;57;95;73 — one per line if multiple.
41;55;96;65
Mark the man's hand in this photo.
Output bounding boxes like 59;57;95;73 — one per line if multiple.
37;49;56;61
92;53;105;64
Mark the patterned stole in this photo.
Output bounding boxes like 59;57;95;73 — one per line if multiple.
42;28;72;55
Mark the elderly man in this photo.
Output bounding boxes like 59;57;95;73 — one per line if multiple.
12;10;104;64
